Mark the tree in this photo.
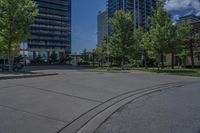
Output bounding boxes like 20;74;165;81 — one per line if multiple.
35;54;43;64
184;28;199;68
82;48;90;62
130;27;155;68
148;1;194;69
50;51;58;64
108;10;134;66
149;1;172;68
94;41;107;67
0;0;38;71
0;36;7;56
167;24;192;69
141;30;156;68
60;53;72;64
128;27;143;66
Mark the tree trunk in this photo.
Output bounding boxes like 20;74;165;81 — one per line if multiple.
111;61;112;67
157;60;160;71
144;50;148;69
161;53;164;69
171;52;175;69
122;56;126;66
8;39;12;72
190;44;194;68
8;25;13;72
98;60;100;67
119;57;122;67
92;54;95;67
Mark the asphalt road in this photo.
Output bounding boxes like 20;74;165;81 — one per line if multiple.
0;66;199;133
96;82;200;133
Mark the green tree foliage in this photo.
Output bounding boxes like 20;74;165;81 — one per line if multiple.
148;1;172;68
141;30;155;68
50;52;58;64
60;53;72;64
94;40;107;67
167;24;192;68
35;54;43;64
0;0;38;70
0;36;7;56
82;48;90;62
108;10;134;65
148;1;193;69
94;2;196;69
128;27;143;65
184;29;200;68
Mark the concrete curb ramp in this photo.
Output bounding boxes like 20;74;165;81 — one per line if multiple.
57;82;187;133
0;73;58;80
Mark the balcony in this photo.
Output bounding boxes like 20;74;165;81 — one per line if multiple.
31;24;69;31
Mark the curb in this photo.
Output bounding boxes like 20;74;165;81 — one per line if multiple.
0;73;58;80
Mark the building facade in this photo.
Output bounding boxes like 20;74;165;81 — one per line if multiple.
107;0;156;31
166;15;200;66
24;0;71;61
97;9;108;46
177;15;200;25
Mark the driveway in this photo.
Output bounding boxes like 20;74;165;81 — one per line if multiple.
0;66;199;133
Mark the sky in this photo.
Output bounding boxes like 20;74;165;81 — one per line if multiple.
165;0;200;21
72;0;106;54
72;0;200;53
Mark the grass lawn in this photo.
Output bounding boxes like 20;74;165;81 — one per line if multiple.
132;68;200;77
95;67;200;77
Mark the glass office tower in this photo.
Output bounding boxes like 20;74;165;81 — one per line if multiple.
108;0;156;31
97;9;108;46
27;0;71;61
108;0;133;18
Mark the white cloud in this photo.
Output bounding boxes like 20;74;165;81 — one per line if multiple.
196;10;200;16
172;14;180;25
173;14;180;20
165;0;200;11
184;10;195;16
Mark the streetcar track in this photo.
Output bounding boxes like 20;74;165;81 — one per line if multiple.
57;81;188;133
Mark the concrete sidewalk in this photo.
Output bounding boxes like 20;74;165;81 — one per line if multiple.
0;72;58;80
0;69;199;133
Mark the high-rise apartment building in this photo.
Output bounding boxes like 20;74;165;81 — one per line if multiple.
25;0;71;61
108;0;133;18
177;15;200;25
107;0;156;30
97;9;108;45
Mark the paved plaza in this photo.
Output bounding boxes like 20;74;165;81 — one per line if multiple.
0;66;200;133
